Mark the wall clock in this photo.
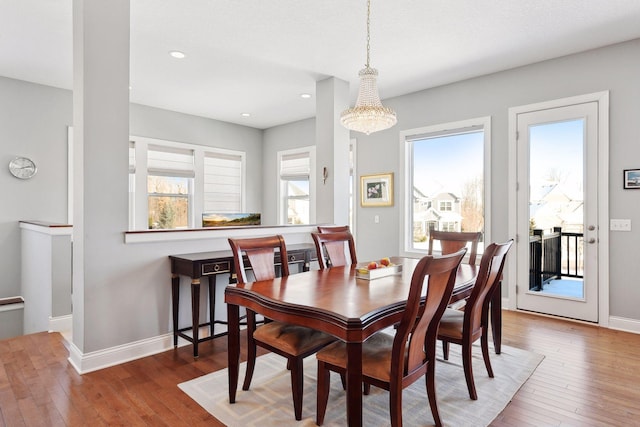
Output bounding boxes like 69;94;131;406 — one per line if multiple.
9;156;37;180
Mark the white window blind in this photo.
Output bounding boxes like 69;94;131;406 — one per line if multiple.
147;144;194;178
203;151;242;212
280;152;310;179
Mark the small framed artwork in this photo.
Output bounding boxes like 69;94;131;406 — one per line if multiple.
361;173;394;207
623;169;640;189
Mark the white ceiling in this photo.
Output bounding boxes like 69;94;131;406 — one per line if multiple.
2;0;640;129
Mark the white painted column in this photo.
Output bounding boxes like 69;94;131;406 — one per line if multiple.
72;0;130;354
315;77;351;226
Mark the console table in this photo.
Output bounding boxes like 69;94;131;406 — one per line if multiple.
169;243;317;357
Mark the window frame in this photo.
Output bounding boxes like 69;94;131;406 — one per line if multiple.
398;116;492;258
129;136;246;230
276;146;316;225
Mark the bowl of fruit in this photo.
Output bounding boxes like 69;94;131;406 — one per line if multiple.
356;257;402;280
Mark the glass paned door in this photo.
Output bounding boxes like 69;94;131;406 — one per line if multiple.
516;102;599;322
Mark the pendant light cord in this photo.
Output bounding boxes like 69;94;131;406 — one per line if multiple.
366;0;371;68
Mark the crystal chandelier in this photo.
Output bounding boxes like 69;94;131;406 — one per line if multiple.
340;0;397;135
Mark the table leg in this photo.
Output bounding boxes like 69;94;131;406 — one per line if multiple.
191;279;201;358
227;303;240;404
171;274;180;348
346;341;363;427
208;276;215;337
491;279;502;354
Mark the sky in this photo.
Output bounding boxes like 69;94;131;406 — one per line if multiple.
412;131;484;197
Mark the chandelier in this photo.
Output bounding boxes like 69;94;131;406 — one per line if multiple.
340;0;397;135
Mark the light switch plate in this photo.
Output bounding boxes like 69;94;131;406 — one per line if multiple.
610;219;631;231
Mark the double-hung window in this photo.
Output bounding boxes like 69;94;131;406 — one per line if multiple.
278;147;315;225
129;136;245;230
400;117;491;256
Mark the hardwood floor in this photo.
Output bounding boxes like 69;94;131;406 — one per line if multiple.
1;310;639;426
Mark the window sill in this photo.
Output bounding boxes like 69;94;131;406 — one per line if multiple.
124;224;318;244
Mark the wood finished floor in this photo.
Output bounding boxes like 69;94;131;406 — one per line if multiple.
1;310;639;426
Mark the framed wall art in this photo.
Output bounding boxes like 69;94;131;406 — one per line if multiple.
361;173;394;207
623;169;640;189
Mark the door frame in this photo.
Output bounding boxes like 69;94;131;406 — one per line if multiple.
507;91;609;326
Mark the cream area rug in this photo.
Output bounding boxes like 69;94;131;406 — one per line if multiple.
179;343;543;427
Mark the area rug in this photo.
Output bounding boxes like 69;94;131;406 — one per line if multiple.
179;343;543;427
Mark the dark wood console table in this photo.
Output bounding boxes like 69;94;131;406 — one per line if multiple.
169;243;316;358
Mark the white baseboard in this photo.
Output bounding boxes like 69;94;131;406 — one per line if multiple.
68;333;188;374
49;314;72;333
608;316;640;334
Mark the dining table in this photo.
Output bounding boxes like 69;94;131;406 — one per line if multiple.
224;256;479;426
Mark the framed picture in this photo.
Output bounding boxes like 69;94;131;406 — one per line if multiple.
361;173;394;207
623;169;640;189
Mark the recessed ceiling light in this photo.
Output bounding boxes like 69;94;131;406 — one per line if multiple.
300;93;312;99
241;113;251;117
169;50;186;59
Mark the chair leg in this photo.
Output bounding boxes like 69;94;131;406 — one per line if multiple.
462;342;478;400
389;381;403;427
363;382;371;395
426;361;443;427
242;311;257;391
339;372;346;390
481;331;494;378
442;340;450;360
290;357;304;421
316;361;330;426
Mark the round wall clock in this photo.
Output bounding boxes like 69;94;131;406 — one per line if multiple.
9;156;37;180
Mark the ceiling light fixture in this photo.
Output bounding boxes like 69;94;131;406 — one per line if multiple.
300;93;312;99
241;112;251;117
169;50;186;59
340;0;397;135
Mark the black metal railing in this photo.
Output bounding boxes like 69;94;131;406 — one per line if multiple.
529;227;583;291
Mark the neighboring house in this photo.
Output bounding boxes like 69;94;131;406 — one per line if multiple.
530;182;584;233
413;189;462;240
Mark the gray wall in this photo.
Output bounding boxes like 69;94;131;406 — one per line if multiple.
0;78;71;298
2;37;640;351
0;76;264;344
264;39;640;322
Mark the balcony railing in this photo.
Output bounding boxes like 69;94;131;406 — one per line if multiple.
529;227;584;291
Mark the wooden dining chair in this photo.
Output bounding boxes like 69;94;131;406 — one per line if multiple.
311;230;357;269
316;225;350;233
315;249;467;427
437;240;513;400
428;229;483;265
228;235;336;421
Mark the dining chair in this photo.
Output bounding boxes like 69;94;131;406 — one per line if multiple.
437;240;513;400
311;230;357;269
316;225;350;233
228;235;336;421
315;249;467;427
428;229;483;265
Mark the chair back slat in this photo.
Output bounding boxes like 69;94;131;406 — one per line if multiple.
392;249;466;376
311;231;357;269
228;235;289;284
464;240;513;334
428;230;482;265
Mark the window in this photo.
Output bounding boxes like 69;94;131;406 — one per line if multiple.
146;145;194;229
203;151;243;212
278;147;315;225
439;201;453;211
129;137;245;230
400;117;491;255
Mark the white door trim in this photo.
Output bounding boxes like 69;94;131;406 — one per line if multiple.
507;91;609;326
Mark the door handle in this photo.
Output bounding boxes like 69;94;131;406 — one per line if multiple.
588;225;596;231
588;238;596;244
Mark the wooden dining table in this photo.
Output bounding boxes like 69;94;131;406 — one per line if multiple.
224;256;478;426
